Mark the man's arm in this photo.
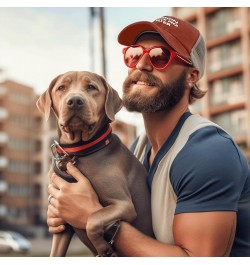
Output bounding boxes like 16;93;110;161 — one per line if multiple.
114;211;236;257
48;163;236;256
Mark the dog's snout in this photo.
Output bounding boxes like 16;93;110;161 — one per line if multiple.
67;96;84;109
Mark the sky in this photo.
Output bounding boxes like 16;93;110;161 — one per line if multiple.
0;4;172;130
0;0;245;130
0;6;171;94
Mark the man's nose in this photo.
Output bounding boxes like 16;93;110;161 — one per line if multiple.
135;54;153;71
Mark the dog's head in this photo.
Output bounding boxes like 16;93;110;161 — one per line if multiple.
36;71;123;143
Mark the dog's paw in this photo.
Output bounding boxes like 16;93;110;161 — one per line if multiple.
96;245;116;257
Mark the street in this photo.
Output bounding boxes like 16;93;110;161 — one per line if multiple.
1;235;93;257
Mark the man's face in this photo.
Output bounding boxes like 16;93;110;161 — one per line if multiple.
122;35;188;113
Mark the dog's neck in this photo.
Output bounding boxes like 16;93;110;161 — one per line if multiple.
53;123;113;157
51;123;113;182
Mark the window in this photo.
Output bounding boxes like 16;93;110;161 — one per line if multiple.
8;207;28;221
8;160;31;174
9;92;30;105
210;75;244;106
212;109;246;137
8;184;29;197
8;137;31;151
33;162;41;174
208;47;222;72
33;184;41;197
207;8;240;40
33;140;42;153
208;40;242;73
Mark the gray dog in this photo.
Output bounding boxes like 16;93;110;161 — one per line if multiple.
36;71;154;257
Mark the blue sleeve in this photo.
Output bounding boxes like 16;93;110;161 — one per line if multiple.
170;126;246;214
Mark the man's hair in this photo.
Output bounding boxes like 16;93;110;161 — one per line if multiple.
189;85;207;105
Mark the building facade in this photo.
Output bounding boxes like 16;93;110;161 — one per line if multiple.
173;7;250;160
0;80;44;231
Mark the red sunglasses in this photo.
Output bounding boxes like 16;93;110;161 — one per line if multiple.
123;45;192;70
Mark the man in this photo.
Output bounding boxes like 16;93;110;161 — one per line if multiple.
47;16;250;256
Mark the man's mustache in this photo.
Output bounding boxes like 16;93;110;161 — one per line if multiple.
123;71;163;88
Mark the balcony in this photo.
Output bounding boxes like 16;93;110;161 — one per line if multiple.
0;132;8;145
0;180;8;194
0;156;8;169
0;84;7;98
0;107;8;120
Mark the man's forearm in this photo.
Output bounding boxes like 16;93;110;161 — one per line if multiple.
114;222;189;257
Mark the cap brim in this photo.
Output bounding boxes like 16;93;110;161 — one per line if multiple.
117;21;190;60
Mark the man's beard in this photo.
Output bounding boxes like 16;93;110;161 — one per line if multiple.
122;69;187;113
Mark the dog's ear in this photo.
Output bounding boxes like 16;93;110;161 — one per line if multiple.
100;75;123;121
36;75;61;121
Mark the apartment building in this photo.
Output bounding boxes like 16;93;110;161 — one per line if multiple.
0;80;44;230
172;7;250;160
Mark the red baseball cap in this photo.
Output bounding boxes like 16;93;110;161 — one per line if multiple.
118;16;205;78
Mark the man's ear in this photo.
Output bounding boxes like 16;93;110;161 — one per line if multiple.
99;75;123;121
36;75;61;121
186;68;199;88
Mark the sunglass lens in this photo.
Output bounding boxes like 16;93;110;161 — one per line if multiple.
149;48;171;69
124;46;143;68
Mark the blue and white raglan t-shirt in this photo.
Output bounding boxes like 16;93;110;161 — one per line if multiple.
131;112;250;257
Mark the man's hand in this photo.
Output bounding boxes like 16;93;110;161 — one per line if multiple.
47;162;102;233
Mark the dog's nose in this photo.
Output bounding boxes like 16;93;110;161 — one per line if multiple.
67;96;84;109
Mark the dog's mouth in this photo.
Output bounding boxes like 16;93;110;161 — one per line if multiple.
60;116;96;141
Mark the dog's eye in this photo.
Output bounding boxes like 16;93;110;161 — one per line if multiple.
87;84;97;92
57;85;66;91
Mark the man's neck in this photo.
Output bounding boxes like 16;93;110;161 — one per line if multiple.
142;99;189;156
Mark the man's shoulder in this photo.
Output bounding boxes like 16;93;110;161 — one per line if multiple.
171;125;249;183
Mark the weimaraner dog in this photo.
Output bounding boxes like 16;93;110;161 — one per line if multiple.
36;71;154;257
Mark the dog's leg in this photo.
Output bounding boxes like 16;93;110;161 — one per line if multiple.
86;201;136;257
50;224;74;257
74;228;98;256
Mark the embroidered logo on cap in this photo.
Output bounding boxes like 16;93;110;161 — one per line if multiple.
155;16;179;28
